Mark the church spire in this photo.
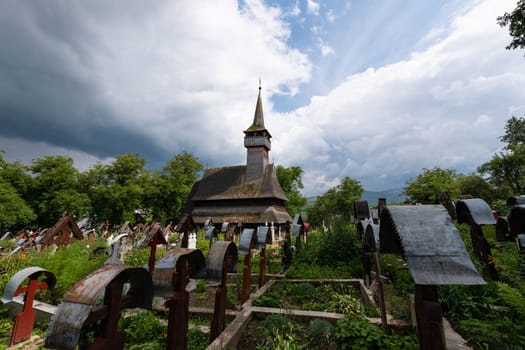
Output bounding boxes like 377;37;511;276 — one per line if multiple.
245;81;271;136
244;82;272;181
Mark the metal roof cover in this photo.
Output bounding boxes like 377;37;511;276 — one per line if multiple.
256;226;271;249
239;228;255;255
206;241;238;286
152;248;206;297
456;198;496;225
379;205;485;285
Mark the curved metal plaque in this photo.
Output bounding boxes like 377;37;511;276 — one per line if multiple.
206;241;238;286
239;228;255;255
379;205;485;285
46;264;153;349
256;226;271;249
456;198;496;225
152;248;206;297
2;267;56;304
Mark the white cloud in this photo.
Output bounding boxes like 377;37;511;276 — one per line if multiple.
326;9;335;23
0;0;312;169
306;0;320;16
319;42;335;56
270;0;525;192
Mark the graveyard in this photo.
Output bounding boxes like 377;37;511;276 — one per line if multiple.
0;195;524;349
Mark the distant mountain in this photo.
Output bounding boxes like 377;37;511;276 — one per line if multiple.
305;188;405;207
361;189;406;205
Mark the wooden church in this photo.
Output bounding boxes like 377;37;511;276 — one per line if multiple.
183;86;291;233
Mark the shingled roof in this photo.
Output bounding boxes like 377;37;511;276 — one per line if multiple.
189;164;287;201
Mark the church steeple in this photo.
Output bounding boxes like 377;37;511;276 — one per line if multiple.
244;84;271;181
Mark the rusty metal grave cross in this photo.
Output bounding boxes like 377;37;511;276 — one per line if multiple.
205;240;238;344
152;247;206;350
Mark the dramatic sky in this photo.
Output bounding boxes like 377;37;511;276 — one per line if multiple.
1;0;524;195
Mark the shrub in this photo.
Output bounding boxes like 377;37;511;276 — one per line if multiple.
326;293;363;316
253;292;282;308
121;311;165;349
334;317;418;350
293;282;316;302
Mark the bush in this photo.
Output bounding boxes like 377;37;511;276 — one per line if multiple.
334;317;418;350
121;311;165;349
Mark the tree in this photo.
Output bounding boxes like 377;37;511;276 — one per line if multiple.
458;174;498;203
307;176;363;227
0;152;36;229
500;116;525;148
478;116;525;196
82;154;148;225
29;156;91;227
276;165;307;216
498;0;525;51
403;167;460;204
146;152;203;223
0;178;36;230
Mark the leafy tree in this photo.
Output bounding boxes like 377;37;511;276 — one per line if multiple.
82;154;147;225
146;151;203;223
500;115;525;148
457;174;497;203
478;145;525;195
0;177;36;230
498;0;525;51
276;165;307;216
478;116;525;196
28;156;91;227
307;176;363;226
403;167;460;204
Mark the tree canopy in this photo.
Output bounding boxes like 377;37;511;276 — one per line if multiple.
478;115;525;196
0;151;204;231
276;165;307;216
498;0;525;51
403;167;461;204
307;176;363;227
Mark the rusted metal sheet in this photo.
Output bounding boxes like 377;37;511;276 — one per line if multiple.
354;200;371;220
152;248;206;298
156;248;206;350
39;214;83;246
456;198;496;225
174;214;196;248
136;222;167;249
205;241;238;343
239;228;255;255
2;267;56;346
46;264;153;349
206;241;238;286
256;226;271;249
379;205;485;285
